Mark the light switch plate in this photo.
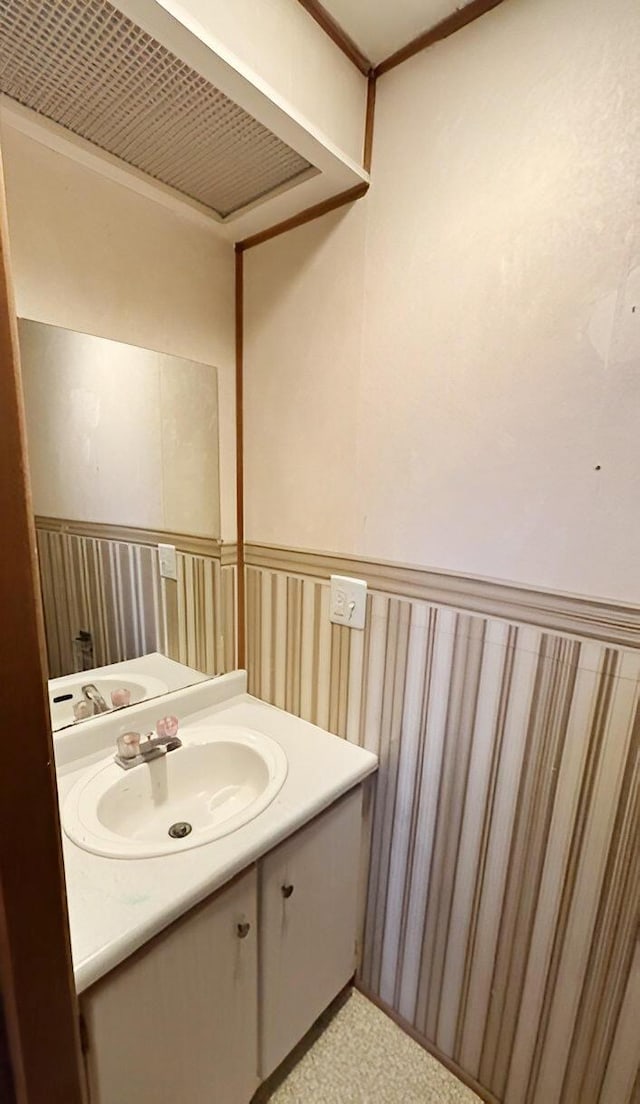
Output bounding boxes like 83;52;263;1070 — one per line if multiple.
330;575;367;630
158;543;177;581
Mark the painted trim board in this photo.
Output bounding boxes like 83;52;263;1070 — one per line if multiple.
235;246;246;667
35;515;223;559
245;543;640;650
236;182;369;251
363;75;376;173
296;0;372;75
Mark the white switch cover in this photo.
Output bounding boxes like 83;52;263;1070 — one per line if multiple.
330;575;367;630
158;543;177;581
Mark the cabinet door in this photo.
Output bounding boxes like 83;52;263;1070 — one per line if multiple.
82;866;259;1104
259;787;363;1078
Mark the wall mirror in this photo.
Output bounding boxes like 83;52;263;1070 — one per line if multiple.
18;319;227;730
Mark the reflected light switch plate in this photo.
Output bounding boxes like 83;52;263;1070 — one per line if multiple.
158;543;177;581
330;575;367;630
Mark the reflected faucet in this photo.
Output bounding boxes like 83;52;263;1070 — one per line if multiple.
82;683;109;713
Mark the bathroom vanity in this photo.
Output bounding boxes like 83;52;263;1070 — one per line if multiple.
55;671;377;1104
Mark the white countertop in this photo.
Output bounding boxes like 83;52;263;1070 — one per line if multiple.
55;672;377;994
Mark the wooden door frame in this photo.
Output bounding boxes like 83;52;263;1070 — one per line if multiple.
0;142;85;1103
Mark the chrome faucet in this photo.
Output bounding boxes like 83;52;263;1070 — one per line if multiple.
114;716;182;770
82;683;109;714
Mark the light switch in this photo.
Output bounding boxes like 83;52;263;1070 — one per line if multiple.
330;575;367;630
158;543;177;581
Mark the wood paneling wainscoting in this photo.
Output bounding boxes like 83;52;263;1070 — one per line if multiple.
35;517;237;678
244;545;640;1104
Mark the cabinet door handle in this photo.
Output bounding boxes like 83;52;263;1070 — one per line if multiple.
281;884;294;899
236;921;251;939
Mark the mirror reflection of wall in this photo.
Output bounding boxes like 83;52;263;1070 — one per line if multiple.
19;320;233;682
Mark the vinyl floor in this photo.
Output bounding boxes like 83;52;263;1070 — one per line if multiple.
257;989;483;1103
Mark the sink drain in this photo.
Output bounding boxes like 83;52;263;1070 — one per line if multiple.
168;821;192;839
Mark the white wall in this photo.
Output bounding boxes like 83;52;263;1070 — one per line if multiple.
2;126;236;540
244;0;640;603
168;0;367;166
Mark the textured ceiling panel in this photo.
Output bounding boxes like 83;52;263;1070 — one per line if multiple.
0;0;312;216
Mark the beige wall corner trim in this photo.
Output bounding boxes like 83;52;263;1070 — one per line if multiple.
35;516;222;559
220;541;238;568
0;146;85;1102
296;0;372;76
236;182;369;252
244;543;640;650
374;0;508;78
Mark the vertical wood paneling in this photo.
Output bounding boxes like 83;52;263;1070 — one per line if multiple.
397;606;457;1023
599;939;640;1104
176;551;222;674
441;620;512;1057
36;524;235;679
379;601;433;1006
560;718;639;1103
458;627;541;1075
245;559;640;1104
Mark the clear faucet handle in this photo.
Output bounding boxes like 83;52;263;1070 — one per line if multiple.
156;715;179;740
73;700;93;722
117;732;141;759
111;687;131;708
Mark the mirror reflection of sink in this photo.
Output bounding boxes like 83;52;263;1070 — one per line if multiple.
62;725;288;858
49;672;169;729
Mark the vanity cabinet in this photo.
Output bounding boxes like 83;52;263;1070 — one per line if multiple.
81;867;259;1104
80;786;364;1104
259;787;362;1078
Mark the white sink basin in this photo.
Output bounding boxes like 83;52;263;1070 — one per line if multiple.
50;672;169;730
62;725;288;858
